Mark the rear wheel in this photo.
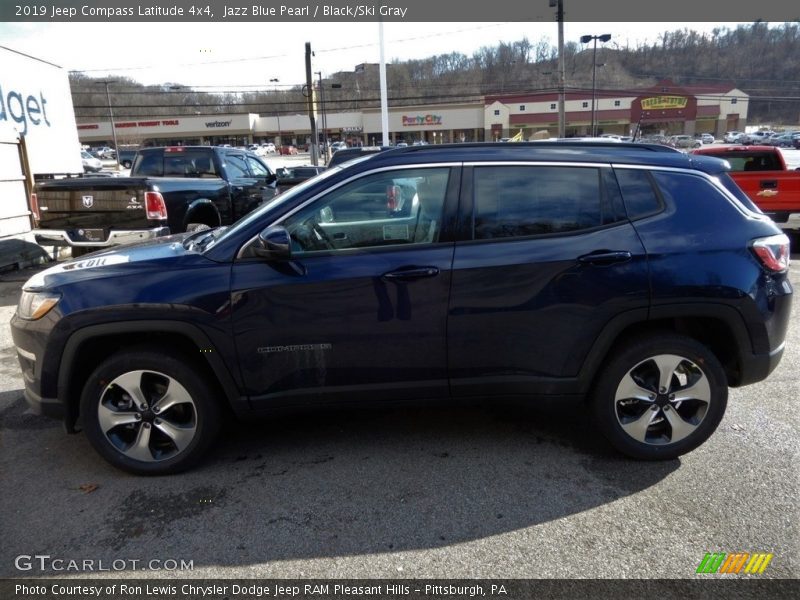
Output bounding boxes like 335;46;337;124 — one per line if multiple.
80;349;220;474
591;335;727;460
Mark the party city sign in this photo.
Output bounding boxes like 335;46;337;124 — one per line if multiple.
402;114;443;126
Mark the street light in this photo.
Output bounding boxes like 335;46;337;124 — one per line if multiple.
315;71;329;163
580;33;611;137
269;78;282;151
96;80;121;170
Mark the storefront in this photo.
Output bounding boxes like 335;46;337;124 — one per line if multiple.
75;83;748;148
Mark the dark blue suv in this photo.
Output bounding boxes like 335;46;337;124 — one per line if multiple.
11;143;792;474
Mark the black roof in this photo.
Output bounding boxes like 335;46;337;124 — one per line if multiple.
348;141;730;175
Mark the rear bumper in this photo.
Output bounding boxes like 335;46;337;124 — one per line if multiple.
738;342;785;386
34;227;170;247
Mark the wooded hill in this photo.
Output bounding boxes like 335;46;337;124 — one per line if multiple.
70;22;800;127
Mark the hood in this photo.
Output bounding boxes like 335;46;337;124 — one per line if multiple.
23;232;206;291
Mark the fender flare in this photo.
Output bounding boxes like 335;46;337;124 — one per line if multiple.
183;198;221;230
57;320;245;430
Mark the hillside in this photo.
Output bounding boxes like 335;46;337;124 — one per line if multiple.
69;22;800;127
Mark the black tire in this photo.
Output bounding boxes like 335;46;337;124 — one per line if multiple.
122;160;132;169
80;349;221;474
591;334;727;460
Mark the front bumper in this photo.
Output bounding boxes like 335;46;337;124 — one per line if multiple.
11;312;75;430
34;227;170;248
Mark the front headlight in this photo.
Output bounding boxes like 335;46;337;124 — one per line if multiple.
17;290;61;320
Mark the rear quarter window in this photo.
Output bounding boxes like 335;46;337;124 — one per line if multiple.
614;169;663;219
651;171;743;217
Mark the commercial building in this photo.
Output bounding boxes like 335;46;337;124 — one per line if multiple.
76;81;748;147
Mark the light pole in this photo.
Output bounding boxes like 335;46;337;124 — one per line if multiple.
580;33;611;137
269;78;282;151
549;0;566;138
315;72;329;163
96;80;121;170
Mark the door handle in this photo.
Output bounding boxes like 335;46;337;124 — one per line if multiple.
381;267;440;282
578;251;632;265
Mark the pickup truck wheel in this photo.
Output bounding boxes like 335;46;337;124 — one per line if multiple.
80;350;220;474
591;335;727;460
121;160;132;169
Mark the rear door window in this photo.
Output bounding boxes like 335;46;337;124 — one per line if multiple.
472;166;617;239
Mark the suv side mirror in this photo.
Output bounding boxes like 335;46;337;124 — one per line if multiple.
255;226;291;260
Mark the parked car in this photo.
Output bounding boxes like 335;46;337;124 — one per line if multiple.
326;146;391;168
275;165;327;193
13;141;791;474
91;146;116;160
691;144;800;232
697;133;715;144
764;134;796;148
330;141;348;152
723;131;744;143
31;146;277;256
669;135;701;149
80;150;102;173
261;143;276;154
117;149;138;169
279;145;298;155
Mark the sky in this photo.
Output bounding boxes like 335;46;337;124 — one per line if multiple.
0;21;761;91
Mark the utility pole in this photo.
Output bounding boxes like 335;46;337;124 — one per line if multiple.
378;21;389;146
270;78;282;151
550;0;566;138
305;42;318;166
316;72;330;164
97;80;121;170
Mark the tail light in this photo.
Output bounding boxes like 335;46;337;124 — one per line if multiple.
30;192;40;224
751;234;790;272
164;147;185;153
144;191;168;220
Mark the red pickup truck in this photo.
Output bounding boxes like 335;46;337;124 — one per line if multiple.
691;145;800;232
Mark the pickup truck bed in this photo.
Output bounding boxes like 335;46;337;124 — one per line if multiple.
33;146;277;253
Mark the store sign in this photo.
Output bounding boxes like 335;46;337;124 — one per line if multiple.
341;126;362;132
112;119;181;129
402;114;442;126
205;120;232;129
641;96;688;110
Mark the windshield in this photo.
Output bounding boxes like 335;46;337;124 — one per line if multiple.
204;164;345;251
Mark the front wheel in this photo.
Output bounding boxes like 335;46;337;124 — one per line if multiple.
80;349;220;474
591;335;727;460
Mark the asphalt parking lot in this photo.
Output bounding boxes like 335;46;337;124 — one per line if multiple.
0;157;798;582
